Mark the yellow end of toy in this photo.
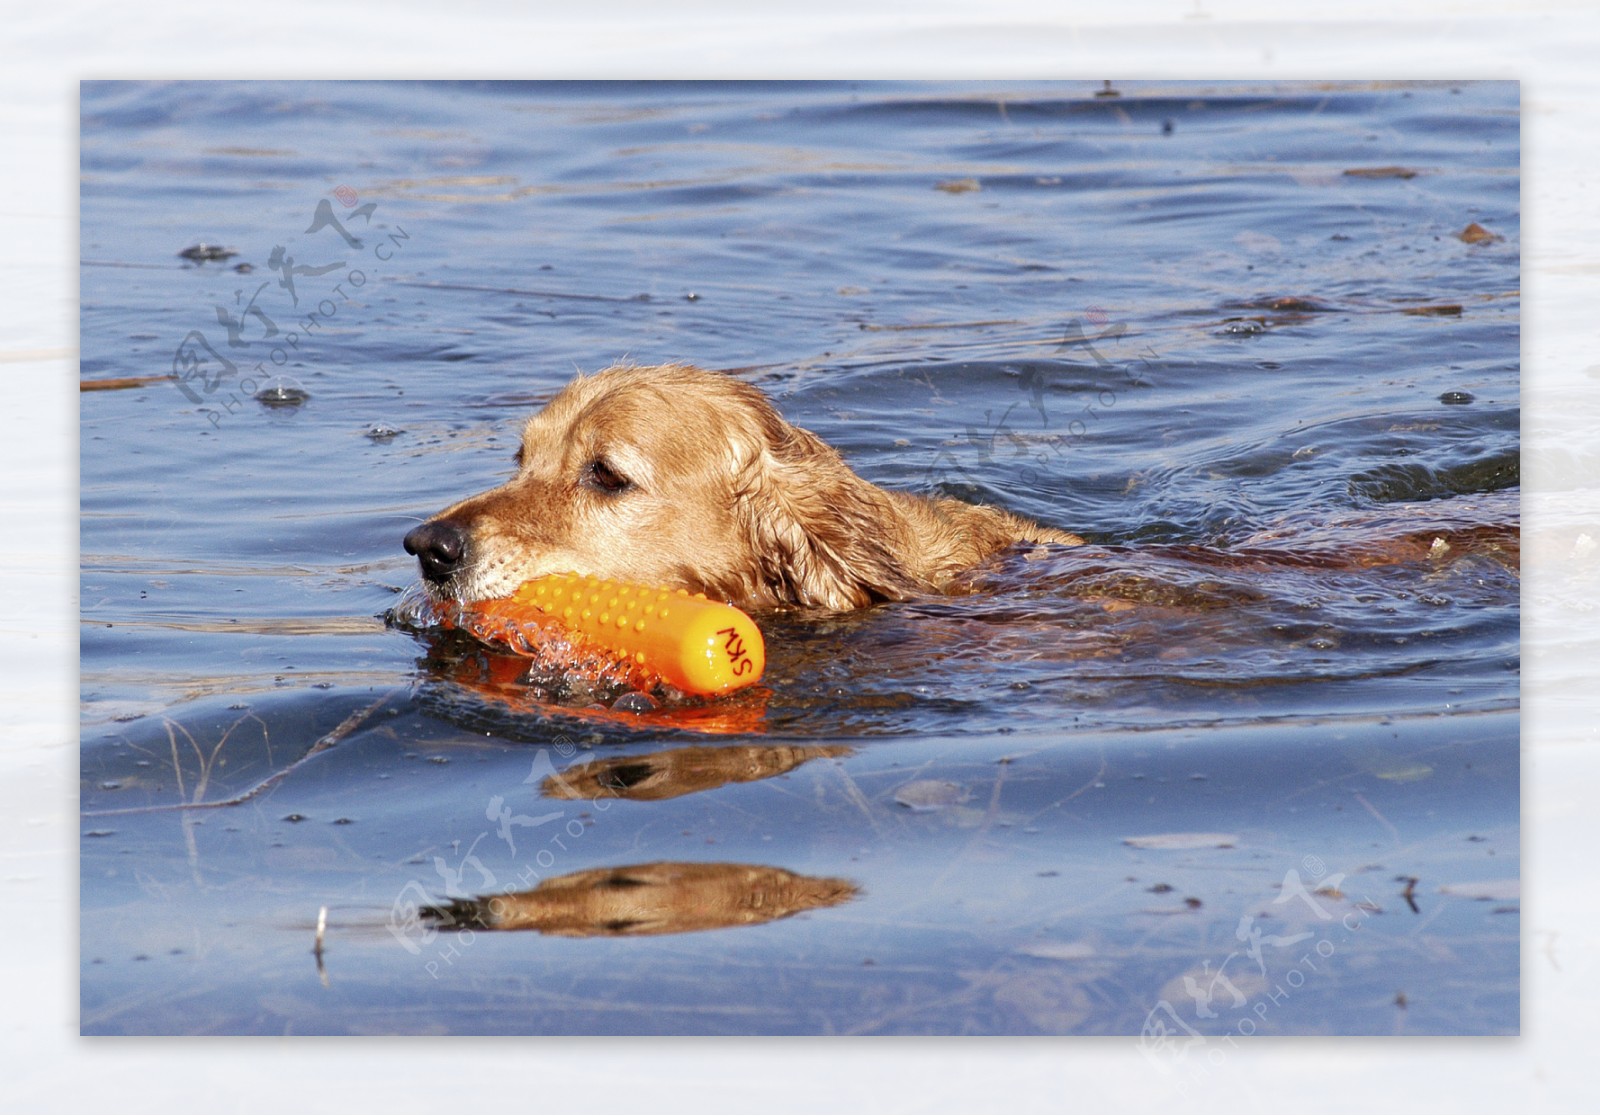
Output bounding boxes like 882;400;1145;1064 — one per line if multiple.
508;574;765;696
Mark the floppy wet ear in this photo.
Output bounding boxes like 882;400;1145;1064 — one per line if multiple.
733;412;920;609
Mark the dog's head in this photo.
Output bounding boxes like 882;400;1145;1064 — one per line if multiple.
403;362;920;611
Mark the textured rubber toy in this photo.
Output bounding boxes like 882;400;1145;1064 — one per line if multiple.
470;574;765;696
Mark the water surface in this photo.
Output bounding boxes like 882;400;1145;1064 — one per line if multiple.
80;79;1519;1036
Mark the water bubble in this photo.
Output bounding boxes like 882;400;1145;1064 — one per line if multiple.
256;378;310;408
177;243;238;263
611;691;659;714
1218;319;1266;337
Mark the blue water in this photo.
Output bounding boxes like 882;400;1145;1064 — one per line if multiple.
80;80;1518;1036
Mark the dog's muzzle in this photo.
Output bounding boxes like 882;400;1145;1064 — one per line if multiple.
404;520;469;583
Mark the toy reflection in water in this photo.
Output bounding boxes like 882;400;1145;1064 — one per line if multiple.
542;743;852;802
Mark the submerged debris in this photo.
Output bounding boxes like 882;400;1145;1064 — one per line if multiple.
1343;166;1420;179
893;779;970;812
1456;221;1503;244
80;374;175;392
1123;832;1239;850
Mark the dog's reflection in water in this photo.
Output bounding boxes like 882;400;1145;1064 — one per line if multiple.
426;861;858;938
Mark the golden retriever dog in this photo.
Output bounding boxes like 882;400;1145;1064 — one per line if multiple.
404;361;1082;611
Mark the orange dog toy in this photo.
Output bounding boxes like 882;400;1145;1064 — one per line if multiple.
461;574;765;697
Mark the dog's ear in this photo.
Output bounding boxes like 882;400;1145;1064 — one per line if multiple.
731;410;921;609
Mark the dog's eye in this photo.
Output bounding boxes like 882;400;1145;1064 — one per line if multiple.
585;458;632;495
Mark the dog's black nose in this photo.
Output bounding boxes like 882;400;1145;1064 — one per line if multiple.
404;520;468;582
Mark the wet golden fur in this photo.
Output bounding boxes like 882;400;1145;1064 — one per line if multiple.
407;362;1081;610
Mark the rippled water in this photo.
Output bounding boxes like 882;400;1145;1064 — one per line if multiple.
80;80;1518;1035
